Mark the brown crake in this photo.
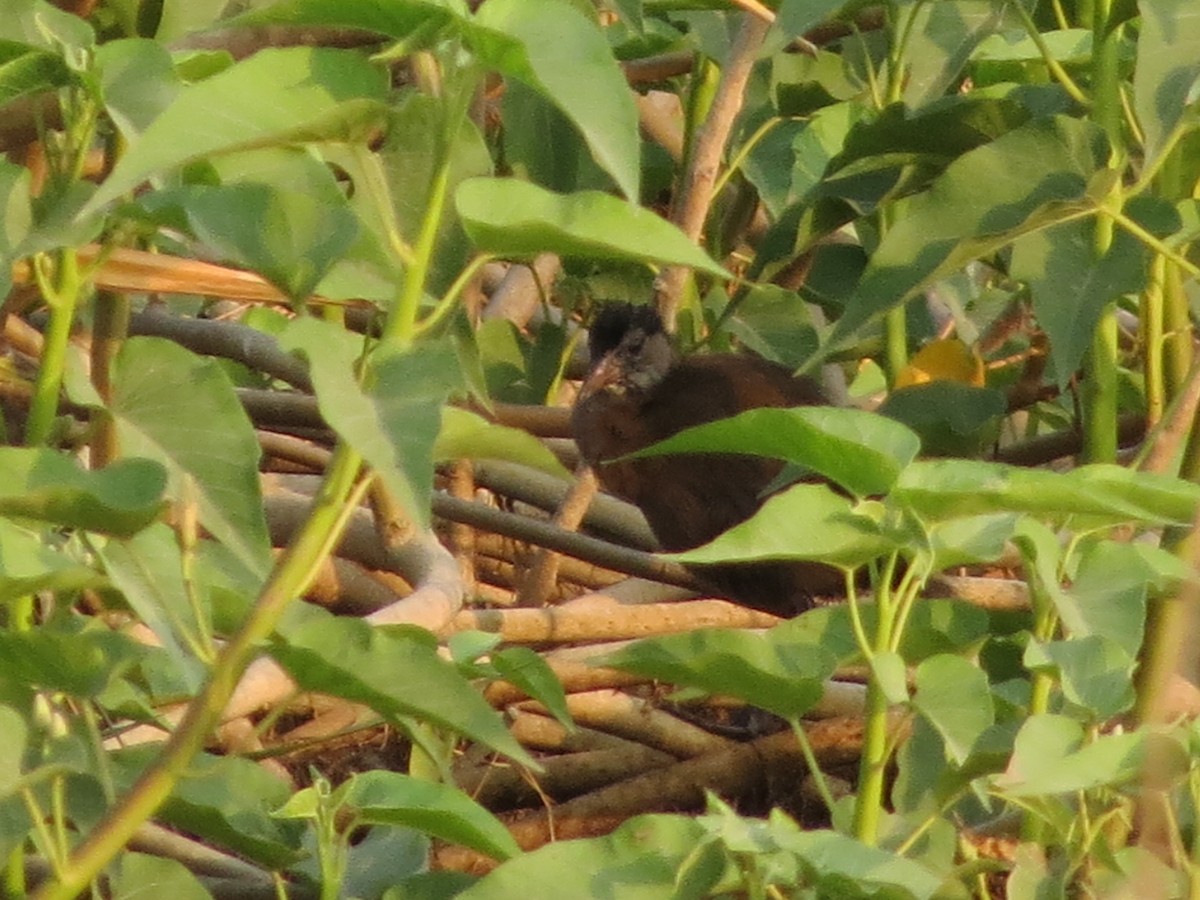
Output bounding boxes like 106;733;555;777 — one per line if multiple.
571;303;843;616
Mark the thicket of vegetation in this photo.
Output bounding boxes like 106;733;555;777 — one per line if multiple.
1;0;1199;896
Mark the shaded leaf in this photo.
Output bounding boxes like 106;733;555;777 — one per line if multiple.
0;627;144;698
109;338;271;575
830;116;1106;347
468;0;639;199
1134;0;1200;165
912;654;993;764
112;747;304;867
0;448;165;537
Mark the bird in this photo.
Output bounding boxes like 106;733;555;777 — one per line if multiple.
571;302;843;616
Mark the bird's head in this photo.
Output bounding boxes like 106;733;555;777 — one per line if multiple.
581;303;674;399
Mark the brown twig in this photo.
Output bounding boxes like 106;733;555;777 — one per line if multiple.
657;14;772;331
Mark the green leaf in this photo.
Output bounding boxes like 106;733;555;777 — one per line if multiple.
0;448;165;537
774;828;942;899
996;714;1145;797
342;770;521;861
181;182;359;302
95;39;182;138
456;177;728;276
1134;0;1200;166
912;654;993;765
468;0;639;199
666;483;891;569
230;0;464;36
436;408;570;478
1025;636;1136;719
271;606;535;767
500;78;614;194
280;318;462;528
0;706;28;793
724;285;820;368
894;459;1200;526
0;627;144;698
111;852;212;900
101;524;209;693
0;43;70;107
0;519;101;604
0;0;94;54
491;646;573;729
599;627;837;719
83;47;389;215
108;338;271;575
922;513;1018;572
829;116;1106;347
780;597;991;666
627;406;921;498
878;382;1006;458
112;747;304;867
902;1;1016;107
458;814;708;900
1058;539;1156;656
379;91;493;295
1011;209;1151;383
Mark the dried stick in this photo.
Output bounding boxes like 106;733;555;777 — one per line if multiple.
515;465;599;606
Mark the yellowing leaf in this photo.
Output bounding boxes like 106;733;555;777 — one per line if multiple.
894;338;985;388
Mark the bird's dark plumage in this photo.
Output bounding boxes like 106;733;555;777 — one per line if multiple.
571;303;841;616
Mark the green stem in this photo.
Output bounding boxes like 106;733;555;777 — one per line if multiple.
32;445;366;900
1143;254;1166;426
1081;302;1119;463
1163;260;1194;400
89;290;130;466
852;553;900;846
26;251;83;445
1011;1;1090;107
413;252;495;339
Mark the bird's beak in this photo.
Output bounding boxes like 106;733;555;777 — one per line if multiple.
579;351;625;400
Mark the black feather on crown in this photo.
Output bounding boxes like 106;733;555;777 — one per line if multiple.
587;303;664;363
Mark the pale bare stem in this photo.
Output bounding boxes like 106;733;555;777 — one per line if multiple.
516;464;600;607
657;13;772;332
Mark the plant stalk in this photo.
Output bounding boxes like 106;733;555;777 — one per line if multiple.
33;445;365;900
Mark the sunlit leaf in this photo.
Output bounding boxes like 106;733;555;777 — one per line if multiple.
436;408;569;478
271;606;535;767
456;178;728;276
600;627;837;719
666;483;890;569
342;770;520;861
83;47;389;214
628;406;920;498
